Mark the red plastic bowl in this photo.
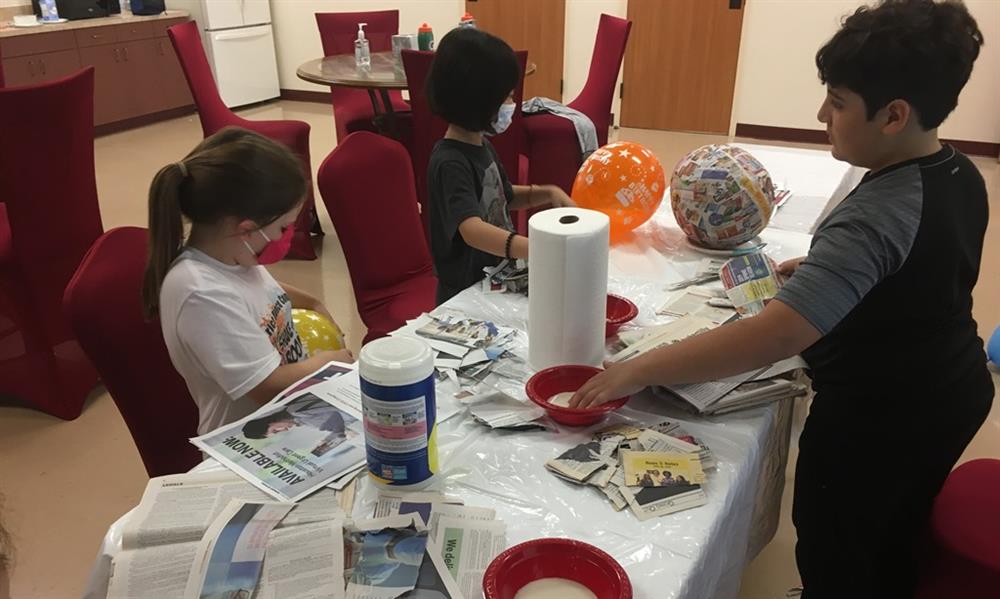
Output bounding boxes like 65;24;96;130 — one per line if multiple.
525;365;629;426
606;294;639;338
483;538;632;599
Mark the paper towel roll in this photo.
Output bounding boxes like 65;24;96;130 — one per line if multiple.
528;207;610;370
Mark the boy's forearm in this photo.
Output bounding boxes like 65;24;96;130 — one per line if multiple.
630;300;820;387
244;354;332;405
459;218;528;259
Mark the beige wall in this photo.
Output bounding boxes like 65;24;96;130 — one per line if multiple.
271;0;464;93
732;0;1000;143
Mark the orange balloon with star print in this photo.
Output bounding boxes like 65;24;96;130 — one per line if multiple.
571;141;666;243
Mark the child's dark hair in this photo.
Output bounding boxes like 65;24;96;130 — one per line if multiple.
426;27;520;132
142;127;306;318
816;0;982;130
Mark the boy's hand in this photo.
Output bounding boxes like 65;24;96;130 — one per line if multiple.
569;360;647;409
777;257;806;276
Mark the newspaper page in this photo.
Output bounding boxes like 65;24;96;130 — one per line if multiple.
374;494;495;540
183;500;294;599
192;373;367;502
620;481;708;521
271;362;356;406
640;427;716;471
545;441;611;483
253;520;345;599
436;516;507;598
601;468;628;511
107;540;201;598
608;315;719;364
662;367;765;413
719;253;783;317
344;514;462;599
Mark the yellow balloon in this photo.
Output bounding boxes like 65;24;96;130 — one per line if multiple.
292;309;346;356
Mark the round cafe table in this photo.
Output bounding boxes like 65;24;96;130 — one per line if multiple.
297;51;536;138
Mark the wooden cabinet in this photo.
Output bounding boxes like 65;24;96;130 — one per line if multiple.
2;48;82;87
0;16;194;129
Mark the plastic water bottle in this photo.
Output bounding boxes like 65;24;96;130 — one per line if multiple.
359;337;438;490
354;22;371;68
459;12;476;28
39;0;59;22
120;0;131;15
418;22;434;51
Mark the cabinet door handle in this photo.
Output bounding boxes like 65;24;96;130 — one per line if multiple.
123;47;129;61
27;59;35;77
40;59;46;75
113;48;120;62
92;33;103;39
158;40;165;56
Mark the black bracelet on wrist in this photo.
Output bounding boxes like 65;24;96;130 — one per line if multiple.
504;231;516;260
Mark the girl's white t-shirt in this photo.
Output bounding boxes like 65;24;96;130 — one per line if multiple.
159;248;306;435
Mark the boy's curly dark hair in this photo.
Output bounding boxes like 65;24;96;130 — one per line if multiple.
816;0;983;129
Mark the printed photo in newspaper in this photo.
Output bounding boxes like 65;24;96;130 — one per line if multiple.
192;381;366;502
183;500;293;599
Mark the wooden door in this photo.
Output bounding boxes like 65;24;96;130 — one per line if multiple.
622;0;745;133
465;0;565;101
78;45;132;125
122;39;164;115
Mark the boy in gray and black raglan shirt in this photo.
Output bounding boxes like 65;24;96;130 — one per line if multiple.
568;2;992;596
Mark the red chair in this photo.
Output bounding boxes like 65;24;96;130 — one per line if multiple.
315;11;412;142
318;132;436;344
523;14;632;194
167;20;321;260
916;458;1000;598
0;68;101;420
401;49;529;235
64;227;201;477
0;42;5;87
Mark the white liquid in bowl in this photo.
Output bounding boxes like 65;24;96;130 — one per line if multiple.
514;578;598;599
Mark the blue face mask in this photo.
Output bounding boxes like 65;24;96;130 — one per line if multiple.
490;102;515;135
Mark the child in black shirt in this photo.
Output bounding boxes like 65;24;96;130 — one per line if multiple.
426;28;574;304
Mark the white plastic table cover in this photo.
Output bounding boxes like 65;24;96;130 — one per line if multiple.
83;146;862;599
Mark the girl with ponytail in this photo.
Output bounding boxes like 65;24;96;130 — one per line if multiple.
143;128;352;435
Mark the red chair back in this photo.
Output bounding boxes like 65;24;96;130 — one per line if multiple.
0;68;103;349
569;14;632;147
400;50;447;233
167;20;233;137
64;227;202;477
317;132;434;319
0;42;5;88
315;10;398;56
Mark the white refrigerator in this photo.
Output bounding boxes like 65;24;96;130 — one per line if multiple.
169;0;280;107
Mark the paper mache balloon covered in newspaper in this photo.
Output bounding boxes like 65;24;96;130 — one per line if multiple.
670;144;776;248
572;141;665;242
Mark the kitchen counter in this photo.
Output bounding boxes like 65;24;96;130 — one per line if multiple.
0;10;189;38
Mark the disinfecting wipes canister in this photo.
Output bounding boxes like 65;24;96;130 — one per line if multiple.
358;336;438;490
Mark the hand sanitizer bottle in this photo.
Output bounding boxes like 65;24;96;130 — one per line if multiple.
355;22;371;68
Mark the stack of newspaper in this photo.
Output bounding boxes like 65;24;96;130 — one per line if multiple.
658;356;809;415
544;421;717;520
191;362;370;502
107;473;489;598
482;258;528;295
389;313;526;389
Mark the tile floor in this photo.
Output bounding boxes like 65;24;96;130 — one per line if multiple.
0;100;997;599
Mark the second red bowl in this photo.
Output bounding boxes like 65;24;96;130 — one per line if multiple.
606;294;639;338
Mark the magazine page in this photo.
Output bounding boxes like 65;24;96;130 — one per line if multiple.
343;515;437;599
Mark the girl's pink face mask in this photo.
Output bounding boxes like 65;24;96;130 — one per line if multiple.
245;225;294;265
